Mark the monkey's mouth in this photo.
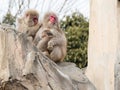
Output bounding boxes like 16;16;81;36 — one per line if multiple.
33;18;38;25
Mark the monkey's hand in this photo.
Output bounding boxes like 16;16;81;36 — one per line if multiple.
47;41;55;51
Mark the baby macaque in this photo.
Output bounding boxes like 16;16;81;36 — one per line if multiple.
34;12;67;62
37;30;53;56
17;9;41;42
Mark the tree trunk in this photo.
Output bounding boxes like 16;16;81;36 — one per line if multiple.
0;25;95;90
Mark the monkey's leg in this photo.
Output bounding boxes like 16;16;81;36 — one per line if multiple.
50;47;63;62
37;37;50;51
37;40;47;51
43;51;50;57
37;38;51;58
33;37;41;46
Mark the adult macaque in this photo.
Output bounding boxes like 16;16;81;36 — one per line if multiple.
17;9;41;41
34;12;67;62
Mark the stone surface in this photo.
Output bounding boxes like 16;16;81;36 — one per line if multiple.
115;1;120;90
58;62;96;90
0;25;95;90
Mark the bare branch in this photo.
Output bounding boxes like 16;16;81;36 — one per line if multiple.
14;0;25;18
47;0;52;11
52;1;60;11
58;0;68;13
34;0;40;9
41;0;45;13
7;0;12;13
60;0;76;14
28;0;30;9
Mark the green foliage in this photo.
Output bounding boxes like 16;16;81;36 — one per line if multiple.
60;12;89;68
2;13;16;25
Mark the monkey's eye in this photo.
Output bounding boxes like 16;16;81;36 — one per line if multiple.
34;15;38;19
26;14;29;17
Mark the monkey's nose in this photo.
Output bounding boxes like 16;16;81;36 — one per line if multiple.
50;18;55;24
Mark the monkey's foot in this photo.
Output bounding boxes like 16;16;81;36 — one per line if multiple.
47;41;54;51
47;45;53;51
43;51;50;57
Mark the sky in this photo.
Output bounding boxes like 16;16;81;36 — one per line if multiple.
0;0;89;22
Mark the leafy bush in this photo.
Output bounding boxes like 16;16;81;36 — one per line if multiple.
2;13;16;25
60;12;89;68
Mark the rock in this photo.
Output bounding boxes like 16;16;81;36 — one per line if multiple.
0;24;95;90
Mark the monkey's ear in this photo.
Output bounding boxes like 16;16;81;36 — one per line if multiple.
17;18;22;24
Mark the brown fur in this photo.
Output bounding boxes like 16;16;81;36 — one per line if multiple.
17;9;41;42
34;12;67;62
37;30;53;53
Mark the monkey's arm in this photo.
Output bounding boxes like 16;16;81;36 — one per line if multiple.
33;36;41;45
26;23;42;36
48;35;66;46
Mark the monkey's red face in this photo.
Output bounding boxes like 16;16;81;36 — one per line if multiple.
25;14;38;26
49;15;56;24
33;16;38;25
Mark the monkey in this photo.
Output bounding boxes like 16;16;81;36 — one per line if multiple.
17;9;41;42
37;29;53;56
34;12;67;62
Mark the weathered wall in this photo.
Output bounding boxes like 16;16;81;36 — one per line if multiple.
115;1;120;90
86;0;118;90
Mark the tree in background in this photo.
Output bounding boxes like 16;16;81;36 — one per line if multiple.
2;13;16;25
60;12;89;68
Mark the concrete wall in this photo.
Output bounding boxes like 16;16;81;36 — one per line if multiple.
86;0;118;90
115;1;120;90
